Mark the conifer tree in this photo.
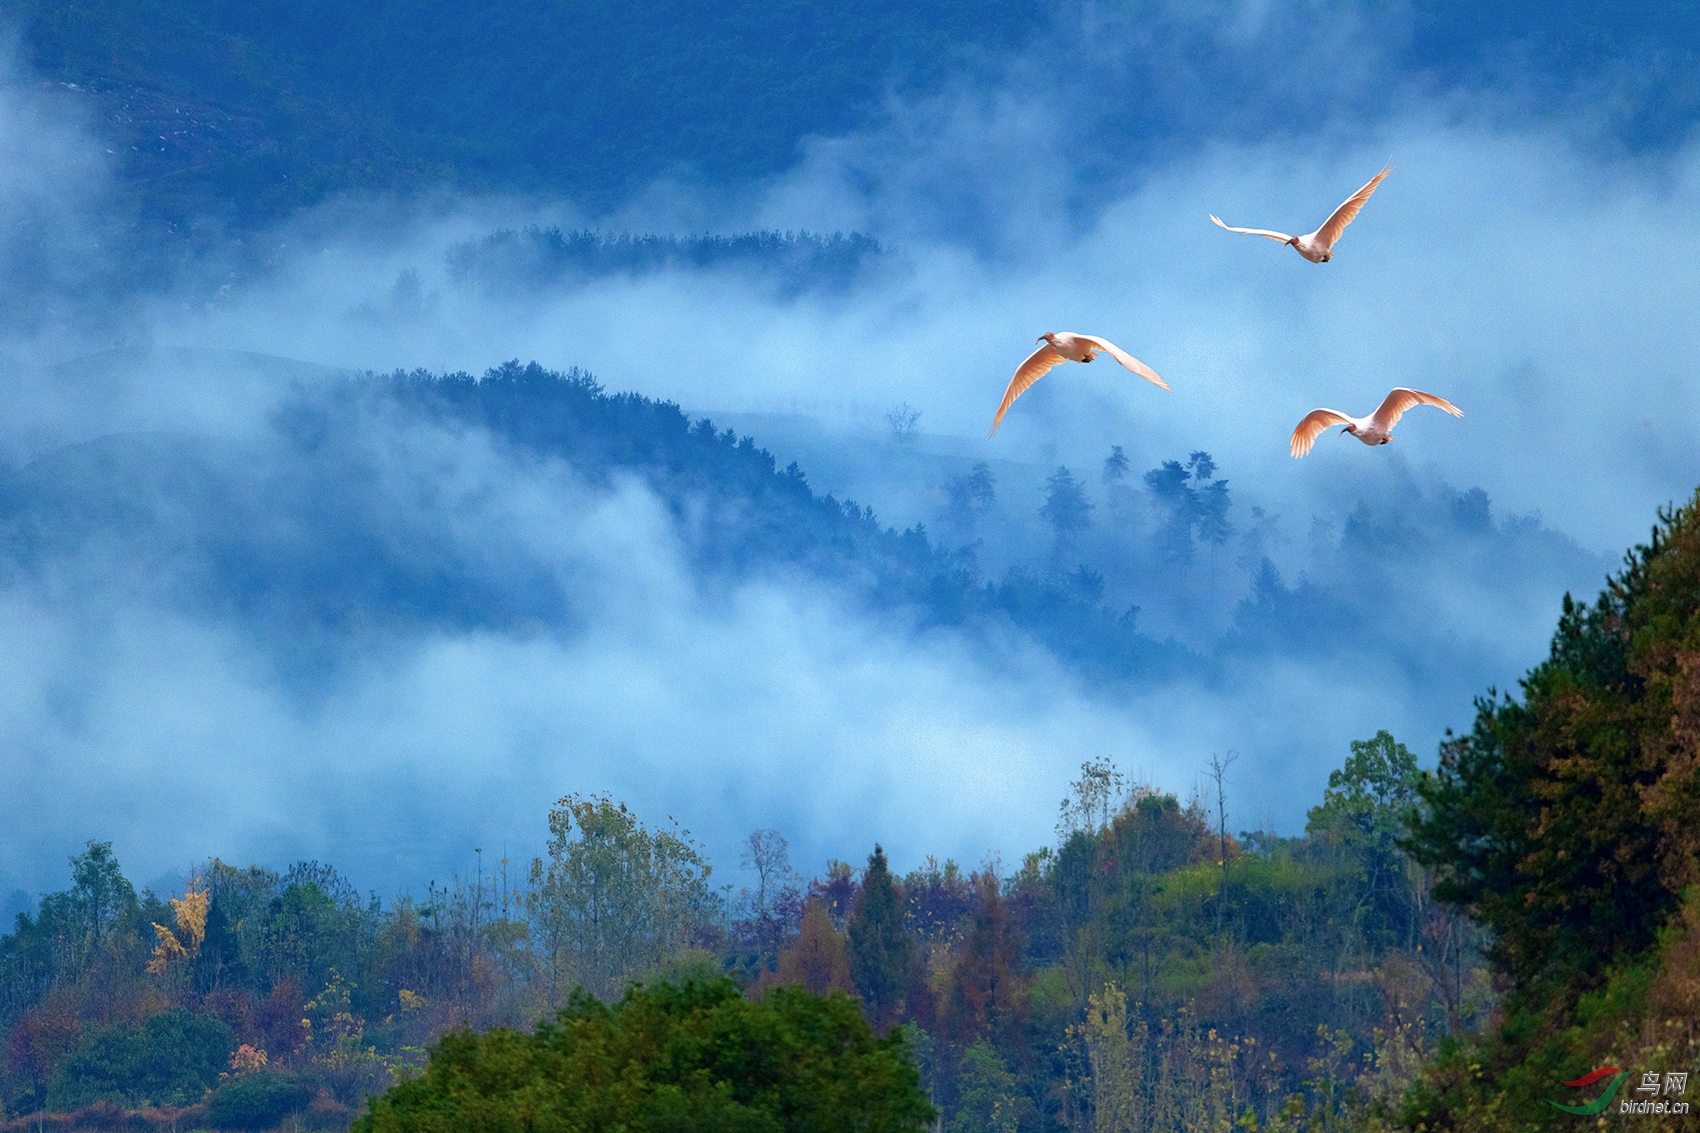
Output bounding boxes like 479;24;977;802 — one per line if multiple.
848;845;909;1031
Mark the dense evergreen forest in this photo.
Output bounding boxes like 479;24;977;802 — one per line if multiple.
0;359;1598;697
0;361;1203;683
5;363;1699;1131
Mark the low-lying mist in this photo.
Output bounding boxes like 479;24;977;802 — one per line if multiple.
1;8;1691;904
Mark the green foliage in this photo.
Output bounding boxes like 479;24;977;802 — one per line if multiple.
46;1007;233;1109
204;1068;312;1130
65;842;138;956
259;881;348;992
1388;489;1700;1129
1056;758;1128;840
1406;488;1700;1004
948;1040;1032;1133
1307;731;1425;950
3;749;1482;1130
527;793;717;1004
1142;453;1231;567
849;846;910;1031
356;977;936;1133
1;842;144;1020
1309;731;1421;842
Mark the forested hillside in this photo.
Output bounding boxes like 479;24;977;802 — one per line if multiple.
0;358;1599;696
5;467;1700;1130
0;360;1189;682
1397;491;1700;1130
4;1;1697;224
0;738;1487;1130
2;0;1042;221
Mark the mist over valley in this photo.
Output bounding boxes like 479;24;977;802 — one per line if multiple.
2;6;1699;1130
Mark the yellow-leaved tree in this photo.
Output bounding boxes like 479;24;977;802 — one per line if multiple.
147;884;209;976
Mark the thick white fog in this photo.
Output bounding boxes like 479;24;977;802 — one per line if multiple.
149;120;1700;554
3;14;1695;903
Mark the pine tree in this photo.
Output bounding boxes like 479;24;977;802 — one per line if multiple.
1040;466;1093;564
848;845;910;1031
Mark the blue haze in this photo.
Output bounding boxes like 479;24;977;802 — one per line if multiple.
0;2;1695;903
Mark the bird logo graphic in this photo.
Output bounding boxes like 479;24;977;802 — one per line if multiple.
1547;1067;1630;1115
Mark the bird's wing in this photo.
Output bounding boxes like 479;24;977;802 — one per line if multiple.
988;345;1068;435
1076;336;1170;390
1369;387;1463;431
1312;165;1391;251
1210;215;1293;242
1290;409;1352;458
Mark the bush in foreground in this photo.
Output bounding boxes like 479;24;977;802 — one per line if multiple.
45;1008;234;1110
204;1069;312;1130
356;976;934;1133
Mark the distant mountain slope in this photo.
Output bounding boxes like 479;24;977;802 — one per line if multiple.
444;228;887;298
4;0;1043;221
0;360;1192;682
5;1;1697;223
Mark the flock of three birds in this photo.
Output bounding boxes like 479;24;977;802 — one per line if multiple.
987;166;1463;457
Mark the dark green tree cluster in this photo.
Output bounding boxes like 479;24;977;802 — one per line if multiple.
356;977;934;1133
1397;488;1700;1129
47;1008;234;1110
355;363;1193;681
724;770;1481;1133
1142;452;1230;568
1;361;1196;685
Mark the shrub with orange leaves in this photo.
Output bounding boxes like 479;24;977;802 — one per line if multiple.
229;1043;269;1074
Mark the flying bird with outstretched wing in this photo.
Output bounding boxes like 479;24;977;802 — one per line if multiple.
989;332;1168;435
1290;387;1461;457
1211;166;1391;263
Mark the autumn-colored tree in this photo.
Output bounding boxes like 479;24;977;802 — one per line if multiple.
938;872;1025;1056
761;900;854;998
809;860;861;931
1079;983;1139;1133
2;995;83;1111
147;884;209;977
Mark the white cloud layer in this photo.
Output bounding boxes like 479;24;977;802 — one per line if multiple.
1;20;1692;900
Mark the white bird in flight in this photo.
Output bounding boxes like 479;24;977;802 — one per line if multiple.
989;332;1168;436
1211;166;1391;263
1289;387;1462;458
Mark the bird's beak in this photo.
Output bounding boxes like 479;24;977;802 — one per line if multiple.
1035;336;1046;344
